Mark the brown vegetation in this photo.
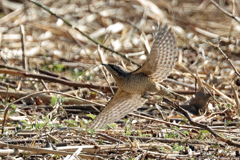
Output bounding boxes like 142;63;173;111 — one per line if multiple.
0;0;240;159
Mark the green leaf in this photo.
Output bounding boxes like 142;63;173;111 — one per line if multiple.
143;134;152;137
51;96;65;106
51;97;57;106
200;130;210;133
183;131;189;136
99;139;103;145
167;133;175;138
21;119;29;126
226;120;232;126
172;143;184;151
165;134;168;138
226;103;232;108
138;130;142;137
180;115;188;124
11;105;16;110
160;146;165;151
89;129;95;136
53;63;65;72
10;111;15;115
109;123;117;127
125;131;132;136
87;114;95;120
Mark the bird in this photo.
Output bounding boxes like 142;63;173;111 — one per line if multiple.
87;24;187;129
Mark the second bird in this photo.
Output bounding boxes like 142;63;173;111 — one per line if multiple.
88;24;187;129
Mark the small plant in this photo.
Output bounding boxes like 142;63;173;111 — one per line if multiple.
51;96;65;106
171;126;180;131
180;115;188;124
226;120;232;126
160;146;166;152
10;105;17;115
70;68;83;80
108;123;117;128
53;63;65;72
87;114;95;120
64;119;78;127
89;129;95;136
99;139;103;145
33;121;45;129
226;103;232;108
214;143;219;148
172;143;184;152
125;125;133;136
165;133;178;138
197;130;210;140
182;131;189;136
125;130;133;136
138;130;142;137
20;119;29;129
200;130;210;134
142;134;152;137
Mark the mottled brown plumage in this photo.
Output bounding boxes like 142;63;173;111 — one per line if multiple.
87;24;187;129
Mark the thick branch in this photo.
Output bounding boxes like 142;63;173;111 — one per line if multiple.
0;68;118;91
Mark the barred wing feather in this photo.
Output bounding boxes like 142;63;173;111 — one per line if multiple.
87;89;147;129
134;24;177;83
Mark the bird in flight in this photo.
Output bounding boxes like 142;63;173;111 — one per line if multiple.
87;24;187;129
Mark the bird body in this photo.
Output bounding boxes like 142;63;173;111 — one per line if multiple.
112;70;158;94
87;24;187;129
120;73;158;94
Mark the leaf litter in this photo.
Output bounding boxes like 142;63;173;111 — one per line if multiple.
0;0;240;159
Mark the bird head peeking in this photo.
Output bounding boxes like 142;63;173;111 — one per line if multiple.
102;64;128;80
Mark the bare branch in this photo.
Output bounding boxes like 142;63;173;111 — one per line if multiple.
210;0;240;23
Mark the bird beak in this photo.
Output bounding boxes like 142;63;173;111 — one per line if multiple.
102;64;111;69
101;64;111;72
101;64;109;70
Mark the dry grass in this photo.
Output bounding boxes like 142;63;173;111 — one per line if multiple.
0;0;240;159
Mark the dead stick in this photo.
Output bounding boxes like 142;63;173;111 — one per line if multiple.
212;42;240;78
0;68;118;91
163;98;240;148
210;0;240;23
0;142;103;160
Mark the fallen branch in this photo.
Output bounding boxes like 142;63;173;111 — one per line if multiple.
0;68;118;91
129;113;200;129
0;141;103;160
209;42;240;78
210;0;240;23
163;98;240;148
125;136;226;147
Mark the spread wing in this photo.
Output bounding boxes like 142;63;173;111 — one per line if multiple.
133;24;177;83
87;89;147;129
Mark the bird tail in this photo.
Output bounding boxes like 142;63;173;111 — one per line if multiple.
157;85;187;102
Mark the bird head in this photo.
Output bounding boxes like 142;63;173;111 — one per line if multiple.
102;64;128;80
